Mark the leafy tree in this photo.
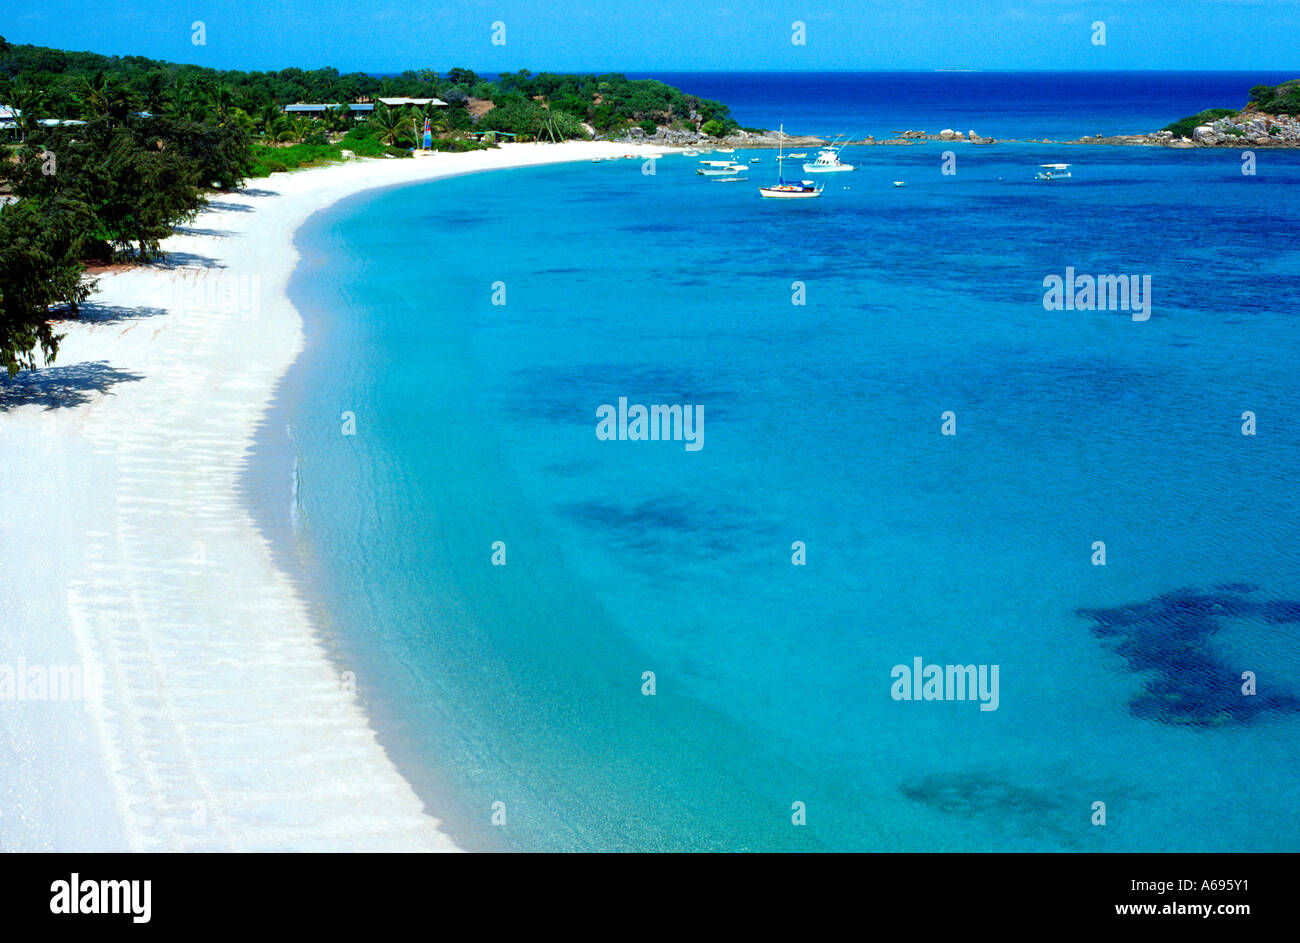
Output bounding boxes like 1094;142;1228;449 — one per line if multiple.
10;117;206;260
0;196;97;375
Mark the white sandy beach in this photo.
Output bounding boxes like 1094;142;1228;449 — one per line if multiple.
0;140;670;852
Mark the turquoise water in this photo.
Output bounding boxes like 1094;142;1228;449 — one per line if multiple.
273;139;1300;851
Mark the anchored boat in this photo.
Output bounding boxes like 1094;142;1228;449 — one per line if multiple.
759;126;824;199
803;139;856;173
697;160;748;176
1035;163;1072;180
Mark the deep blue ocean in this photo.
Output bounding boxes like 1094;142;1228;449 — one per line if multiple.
265;72;1300;851
638;70;1296;140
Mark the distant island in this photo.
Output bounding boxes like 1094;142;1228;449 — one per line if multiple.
825;79;1300;150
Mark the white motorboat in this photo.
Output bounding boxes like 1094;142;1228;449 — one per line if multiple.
1035;163;1072;180
803;143;855;173
697;163;748;176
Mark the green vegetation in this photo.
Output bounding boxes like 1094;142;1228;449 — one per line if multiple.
0;37;739;375
487;70;739;137
1160;108;1238;138
249;126;412;176
1248;80;1300;115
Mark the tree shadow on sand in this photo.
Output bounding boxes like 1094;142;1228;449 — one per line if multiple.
174;226;237;239
53;302;169;325
202;200;254;213
0;361;144;411
148;251;226;270
1078;584;1300;727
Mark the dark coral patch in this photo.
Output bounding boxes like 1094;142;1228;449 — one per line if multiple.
898;773;1095;848
1078;585;1300;727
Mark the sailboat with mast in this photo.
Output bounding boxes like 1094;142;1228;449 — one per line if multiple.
758;126;823;199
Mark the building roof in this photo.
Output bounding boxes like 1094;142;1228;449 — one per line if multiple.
0;113;86;128
282;98;447;114
377;97;447;107
283;102;375;113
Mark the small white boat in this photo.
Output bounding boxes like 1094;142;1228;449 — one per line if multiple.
591;158;603;162
697;163;748;176
683;149;700;156
892;180;906;187
749;157;761;163
788;152;807;159
1035;163;1072;180
715;147;735;153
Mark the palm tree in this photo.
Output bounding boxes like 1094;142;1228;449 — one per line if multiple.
324;103;352;135
290;114;314;143
272;118;298;143
257;103;278;137
139;71;171;115
168;75;209;122
370;104;406;146
75;72;109;120
8;83;45;142
212;84;237;125
171;75;215;122
415;105;448;135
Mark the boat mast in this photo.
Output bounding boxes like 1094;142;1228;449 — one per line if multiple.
777;124;785;183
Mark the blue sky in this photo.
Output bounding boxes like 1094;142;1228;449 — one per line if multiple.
3;0;1297;73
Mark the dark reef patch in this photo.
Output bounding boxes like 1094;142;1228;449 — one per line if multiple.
1078;585;1300;727
560;496;768;556
898;772;1096;847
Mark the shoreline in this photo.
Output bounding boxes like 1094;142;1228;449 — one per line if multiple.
0;140;671;852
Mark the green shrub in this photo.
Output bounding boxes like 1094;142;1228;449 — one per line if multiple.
1249;80;1300;115
1160;108;1237;138
253;157;288;175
